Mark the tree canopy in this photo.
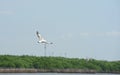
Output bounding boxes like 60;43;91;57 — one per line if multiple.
0;55;119;73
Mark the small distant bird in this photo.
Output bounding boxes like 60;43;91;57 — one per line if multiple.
36;31;53;44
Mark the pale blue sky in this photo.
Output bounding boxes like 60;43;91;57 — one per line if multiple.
0;0;120;61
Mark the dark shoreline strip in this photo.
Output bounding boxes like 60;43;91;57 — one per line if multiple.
0;68;119;74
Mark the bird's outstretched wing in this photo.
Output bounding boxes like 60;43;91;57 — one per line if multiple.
36;31;42;41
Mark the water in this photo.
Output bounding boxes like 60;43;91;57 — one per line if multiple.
0;73;119;75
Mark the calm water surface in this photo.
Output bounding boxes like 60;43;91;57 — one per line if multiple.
0;73;119;75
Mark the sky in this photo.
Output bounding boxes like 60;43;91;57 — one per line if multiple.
0;0;120;61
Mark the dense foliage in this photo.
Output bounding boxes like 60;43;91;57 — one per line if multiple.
0;55;119;72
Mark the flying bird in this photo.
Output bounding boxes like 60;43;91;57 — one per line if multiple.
36;31;53;44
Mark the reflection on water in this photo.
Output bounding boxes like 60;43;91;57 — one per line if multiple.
0;73;119;75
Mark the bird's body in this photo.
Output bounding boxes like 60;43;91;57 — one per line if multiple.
36;31;53;44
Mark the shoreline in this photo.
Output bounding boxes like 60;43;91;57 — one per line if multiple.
0;68;119;74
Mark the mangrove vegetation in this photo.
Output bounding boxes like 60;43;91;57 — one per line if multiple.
0;55;119;73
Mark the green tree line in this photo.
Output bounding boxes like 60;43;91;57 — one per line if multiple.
0;55;119;72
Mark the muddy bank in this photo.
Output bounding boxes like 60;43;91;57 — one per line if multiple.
0;68;96;73
0;69;119;74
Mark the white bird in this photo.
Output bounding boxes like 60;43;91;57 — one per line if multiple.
36;31;53;44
